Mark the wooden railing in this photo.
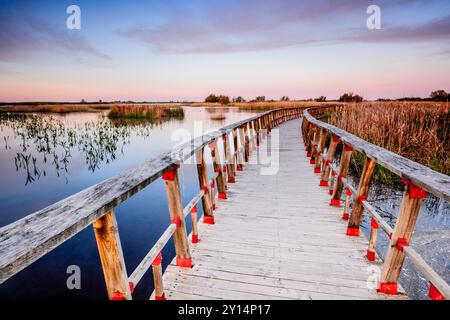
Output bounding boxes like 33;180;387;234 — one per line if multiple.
303;106;450;300
0;107;303;300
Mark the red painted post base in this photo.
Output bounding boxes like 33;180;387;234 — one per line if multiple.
328;189;333;195
111;293;126;300
176;257;193;268
346;227;360;237
314;168;321;174
310;159;316;165
203;215;215;225
366;250;375;262
218;192;227;200
228;177;236;183
342;212;349;220
319;180;328;187
212;204;216;211
155;293;166;300
429;283;445;300
192;234;199;243
237;165;243;171
330;199;341;207
377;282;397;295
307;153;312;157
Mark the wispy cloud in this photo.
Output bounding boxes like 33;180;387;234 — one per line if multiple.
0;9;110;63
120;0;450;54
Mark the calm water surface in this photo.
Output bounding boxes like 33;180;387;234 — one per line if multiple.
0;106;259;299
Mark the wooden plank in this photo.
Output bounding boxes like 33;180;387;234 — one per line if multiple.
163;167;191;263
93;210;131;300
348;157;376;232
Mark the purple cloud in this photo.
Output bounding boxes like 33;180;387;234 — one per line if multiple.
120;0;450;54
0;10;110;63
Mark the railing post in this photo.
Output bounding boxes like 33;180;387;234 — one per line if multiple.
93;209;132;300
306;124;315;157
233;128;243;172
367;217;378;262
151;253;165;300
162;166;192;267
347;157;376;236
223;133;235;183
378;179;427;295
243;124;251;161
314;128;327;174
310;126;321;165
190;205;199;243
209;139;227;201
330;144;353;206
255;119;261;147
195;147;214;223
320;135;339;187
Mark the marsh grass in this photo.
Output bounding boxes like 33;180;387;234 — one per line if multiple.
192;101;340;111
210;113;226;121
0;104;107;113
328;102;450;181
108;105;184;120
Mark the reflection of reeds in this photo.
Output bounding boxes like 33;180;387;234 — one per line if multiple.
329;102;450;178
108;105;184;120
210;113;226;121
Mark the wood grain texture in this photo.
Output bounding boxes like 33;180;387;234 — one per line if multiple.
93;210;131;300
304;108;450;202
158;119;407;300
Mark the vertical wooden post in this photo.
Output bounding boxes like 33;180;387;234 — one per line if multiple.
314;128;327;174
347;157;377;236
255;119;261;147
152;253;165;300
306;125;315;157
342;188;352;220
320;135;339;187
195;147;213;220
209;139;227;201
243;125;250;161
378;180;427;295
367;218;378;262
330;144;353;206
310;126;321;165
191;205;199;243
223;133;235;183
233;128;243;172
93;209;132;300
162;166;192;267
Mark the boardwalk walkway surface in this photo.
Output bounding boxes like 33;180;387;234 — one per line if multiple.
157;119;407;300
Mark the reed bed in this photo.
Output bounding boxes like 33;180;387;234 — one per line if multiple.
0;104;107;113
328;102;450;178
107;104;184;120
210;113;226;121
192;101;339;110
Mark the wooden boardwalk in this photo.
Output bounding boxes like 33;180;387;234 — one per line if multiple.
158;119;407;300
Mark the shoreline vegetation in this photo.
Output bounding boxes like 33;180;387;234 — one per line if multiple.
107;104;184;120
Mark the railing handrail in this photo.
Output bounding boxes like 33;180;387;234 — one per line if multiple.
304;106;450;202
303;105;450;300
0;107;302;285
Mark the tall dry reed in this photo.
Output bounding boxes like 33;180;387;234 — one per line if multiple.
328;102;449;176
